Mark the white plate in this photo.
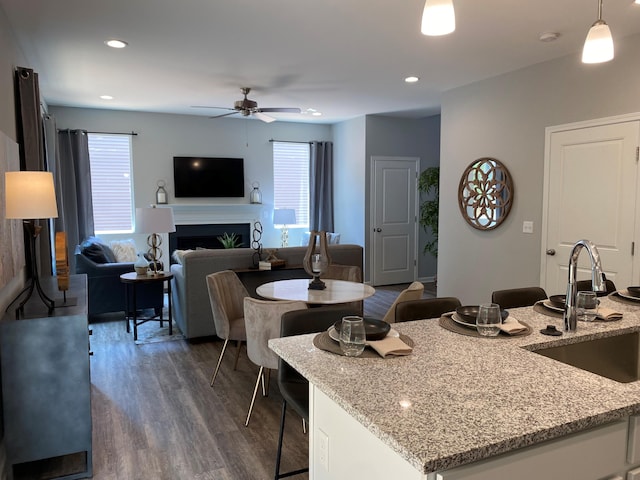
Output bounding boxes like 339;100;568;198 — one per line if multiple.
540;301;564;313
451;312;476;329
617;290;640;302
327;325;399;343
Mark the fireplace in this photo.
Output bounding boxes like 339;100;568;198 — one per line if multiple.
169;223;251;261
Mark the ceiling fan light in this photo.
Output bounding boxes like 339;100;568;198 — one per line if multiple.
421;0;455;36
253;112;276;123
582;20;614;63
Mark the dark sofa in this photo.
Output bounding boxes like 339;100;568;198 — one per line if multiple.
75;249;164;318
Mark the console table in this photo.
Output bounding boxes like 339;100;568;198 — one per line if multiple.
1;274;92;480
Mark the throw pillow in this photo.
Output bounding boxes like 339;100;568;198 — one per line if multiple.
109;239;138;262
172;249;193;265
80;236;117;263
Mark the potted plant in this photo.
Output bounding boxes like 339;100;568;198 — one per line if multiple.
418;167;439;258
217;232;243;249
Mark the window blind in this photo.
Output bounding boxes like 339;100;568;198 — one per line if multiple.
273;141;309;227
87;134;134;233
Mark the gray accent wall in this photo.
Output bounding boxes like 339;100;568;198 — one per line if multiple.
438;33;640;305
50;107;333;249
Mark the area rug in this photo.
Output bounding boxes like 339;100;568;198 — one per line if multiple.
133;309;185;345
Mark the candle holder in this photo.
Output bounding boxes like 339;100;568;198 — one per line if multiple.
303;230;332;290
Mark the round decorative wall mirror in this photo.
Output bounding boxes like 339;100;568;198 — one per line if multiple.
458;157;514;230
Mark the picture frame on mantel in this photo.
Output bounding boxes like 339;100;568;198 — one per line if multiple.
0;131;26;290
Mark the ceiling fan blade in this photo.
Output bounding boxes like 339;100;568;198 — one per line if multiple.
192;105;236;111
253;111;276;123
258;108;302;113
210;111;239;119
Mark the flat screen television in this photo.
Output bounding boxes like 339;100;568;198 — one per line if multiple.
173;156;244;198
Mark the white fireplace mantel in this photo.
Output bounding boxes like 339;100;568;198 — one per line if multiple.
161;203;265;225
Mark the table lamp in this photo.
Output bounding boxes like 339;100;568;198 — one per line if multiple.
273;208;296;248
4;171;59;315
135;206;176;275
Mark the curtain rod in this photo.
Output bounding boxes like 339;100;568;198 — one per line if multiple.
88;130;138;136
269;139;311;144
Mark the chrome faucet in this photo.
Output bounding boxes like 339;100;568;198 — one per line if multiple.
563;239;606;332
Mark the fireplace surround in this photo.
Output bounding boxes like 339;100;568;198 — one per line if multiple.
168;223;251;261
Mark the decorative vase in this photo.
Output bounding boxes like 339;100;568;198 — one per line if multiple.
303;231;331;290
134;252;149;275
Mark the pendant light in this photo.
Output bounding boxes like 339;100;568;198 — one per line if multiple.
421;0;455;36
582;0;614;64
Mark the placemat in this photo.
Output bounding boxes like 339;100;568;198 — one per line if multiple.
533;301;563;318
313;331;414;358
438;314;532;338
609;291;640;306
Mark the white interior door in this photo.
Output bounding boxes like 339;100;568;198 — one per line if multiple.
371;157;418;286
542;120;640;295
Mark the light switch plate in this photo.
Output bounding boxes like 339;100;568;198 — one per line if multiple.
523;221;534;234
318;428;329;470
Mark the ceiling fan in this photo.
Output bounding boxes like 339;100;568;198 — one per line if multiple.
193;87;301;123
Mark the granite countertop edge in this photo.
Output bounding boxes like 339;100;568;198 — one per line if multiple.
269;297;640;474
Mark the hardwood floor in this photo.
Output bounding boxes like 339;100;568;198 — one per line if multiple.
86;282;435;480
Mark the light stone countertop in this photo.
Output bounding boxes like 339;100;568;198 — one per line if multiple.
269;295;640;474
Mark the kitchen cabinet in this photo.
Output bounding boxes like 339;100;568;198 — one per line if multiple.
0;275;92;480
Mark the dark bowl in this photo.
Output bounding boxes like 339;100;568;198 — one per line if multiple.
627;286;640;298
333;317;391;341
548;294;566;309
455;305;509;326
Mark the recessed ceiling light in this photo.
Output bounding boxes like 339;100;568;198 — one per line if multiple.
311;112;322;117
405;76;420;83
105;39;128;49
100;95;114;100
539;32;560;42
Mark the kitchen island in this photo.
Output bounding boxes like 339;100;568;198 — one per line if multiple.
269;296;640;479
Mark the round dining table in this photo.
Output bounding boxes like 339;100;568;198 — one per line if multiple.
256;278;375;305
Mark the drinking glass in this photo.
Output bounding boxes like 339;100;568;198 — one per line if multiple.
339;316;366;357
576;291;598;322
476;303;502;337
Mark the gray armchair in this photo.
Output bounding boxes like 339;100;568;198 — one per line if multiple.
75;252;164;318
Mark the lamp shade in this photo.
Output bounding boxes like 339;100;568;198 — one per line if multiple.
582;20;614;63
5;171;58;219
273;208;296;226
135;206;176;233
421;0;455;36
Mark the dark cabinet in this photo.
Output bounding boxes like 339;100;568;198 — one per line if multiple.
1;275;92;479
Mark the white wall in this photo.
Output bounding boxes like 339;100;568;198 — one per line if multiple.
50;107;333;253
438;33;640;304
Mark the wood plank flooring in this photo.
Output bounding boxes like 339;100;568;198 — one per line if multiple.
85;282;435;480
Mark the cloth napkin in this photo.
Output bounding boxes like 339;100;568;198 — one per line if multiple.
596;307;623;321
499;316;528;335
367;336;413;358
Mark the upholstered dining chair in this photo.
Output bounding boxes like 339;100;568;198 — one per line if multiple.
206;270;250;386
395;297;462;322
323;264;363;313
275;305;359;479
491;286;548;309
382;281;425;324
576;278;617;295
243;297;307;427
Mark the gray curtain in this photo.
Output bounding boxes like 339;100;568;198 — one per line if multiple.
53;128;94;274
309;141;334;232
14;66;53;275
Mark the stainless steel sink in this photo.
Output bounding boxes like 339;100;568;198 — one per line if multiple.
532;332;640;383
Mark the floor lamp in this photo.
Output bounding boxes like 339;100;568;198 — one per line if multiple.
4;171;59;316
135;206;176;275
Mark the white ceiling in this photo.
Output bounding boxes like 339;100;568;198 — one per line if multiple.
2;0;640;124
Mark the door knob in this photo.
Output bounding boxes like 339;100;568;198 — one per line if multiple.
546;249;556;256
375;228;382;232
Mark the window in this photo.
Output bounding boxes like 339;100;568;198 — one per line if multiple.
272;141;309;227
87;133;134;234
